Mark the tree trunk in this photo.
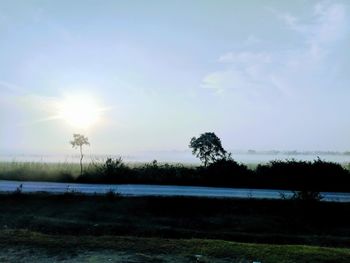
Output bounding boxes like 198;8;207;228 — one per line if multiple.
80;145;83;176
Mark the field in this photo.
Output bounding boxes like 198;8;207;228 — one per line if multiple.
2;230;350;263
0;161;90;181
1;194;350;262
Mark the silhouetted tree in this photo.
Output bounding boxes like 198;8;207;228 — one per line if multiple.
70;134;90;176
189;132;227;167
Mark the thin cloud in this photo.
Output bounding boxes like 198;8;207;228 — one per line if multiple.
201;1;348;98
244;35;263;46
15;94;114;128
0;81;23;93
280;1;347;52
218;51;271;64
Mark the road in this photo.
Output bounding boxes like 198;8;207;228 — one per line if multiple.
1;180;350;202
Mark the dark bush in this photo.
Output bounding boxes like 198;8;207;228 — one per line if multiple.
73;157;350;192
78;157;133;183
134;160;199;185
256;158;350;191
203;158;253;186
291;190;323;202
105;189;122;201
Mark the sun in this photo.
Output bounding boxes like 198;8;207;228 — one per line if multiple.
58;94;103;129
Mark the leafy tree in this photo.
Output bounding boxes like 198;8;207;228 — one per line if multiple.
70;134;90;176
189;132;228;167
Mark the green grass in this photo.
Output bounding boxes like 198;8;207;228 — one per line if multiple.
1;194;350;247
0;161;97;181
0;161;197;181
1;230;349;263
1;194;350;262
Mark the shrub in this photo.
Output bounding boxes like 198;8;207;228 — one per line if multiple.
79;157;133;183
105;189;122;201
291;190;323;202
12;184;23;196
203;158;252;186
256;158;350;191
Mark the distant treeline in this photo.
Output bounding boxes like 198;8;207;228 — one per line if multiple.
1;158;350;192
245;150;350;155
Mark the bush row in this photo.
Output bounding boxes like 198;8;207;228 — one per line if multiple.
75;158;350;192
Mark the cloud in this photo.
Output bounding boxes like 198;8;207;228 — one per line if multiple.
202;1;348;98
0;83;59;124
203;51;275;95
0;81;23;93
18;94;60;113
202;70;253;94
312;1;347;44
279;1;347;58
0;81;26;111
244;35;263;46
279;13;300;31
0;90;62;127
218;51;271;64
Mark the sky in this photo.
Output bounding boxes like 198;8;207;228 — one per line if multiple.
0;0;350;156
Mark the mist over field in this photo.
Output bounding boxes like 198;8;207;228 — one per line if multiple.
1;151;350;165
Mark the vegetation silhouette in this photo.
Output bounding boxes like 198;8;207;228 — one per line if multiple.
202;157;254;186
291;190;323;202
1;133;350;192
70;134;89;176
189;132;228;166
74;157;350;193
255;158;349;191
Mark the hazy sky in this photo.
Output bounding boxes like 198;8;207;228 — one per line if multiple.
1;0;350;156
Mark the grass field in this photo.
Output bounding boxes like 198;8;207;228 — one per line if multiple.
1;194;350;262
0;161;92;181
1;194;350;243
1;230;350;263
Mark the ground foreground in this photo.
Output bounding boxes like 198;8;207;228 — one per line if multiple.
1;194;350;262
1;230;350;263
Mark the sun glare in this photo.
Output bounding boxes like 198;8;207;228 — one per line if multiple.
58;94;102;129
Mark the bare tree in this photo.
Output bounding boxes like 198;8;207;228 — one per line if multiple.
70;134;90;176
